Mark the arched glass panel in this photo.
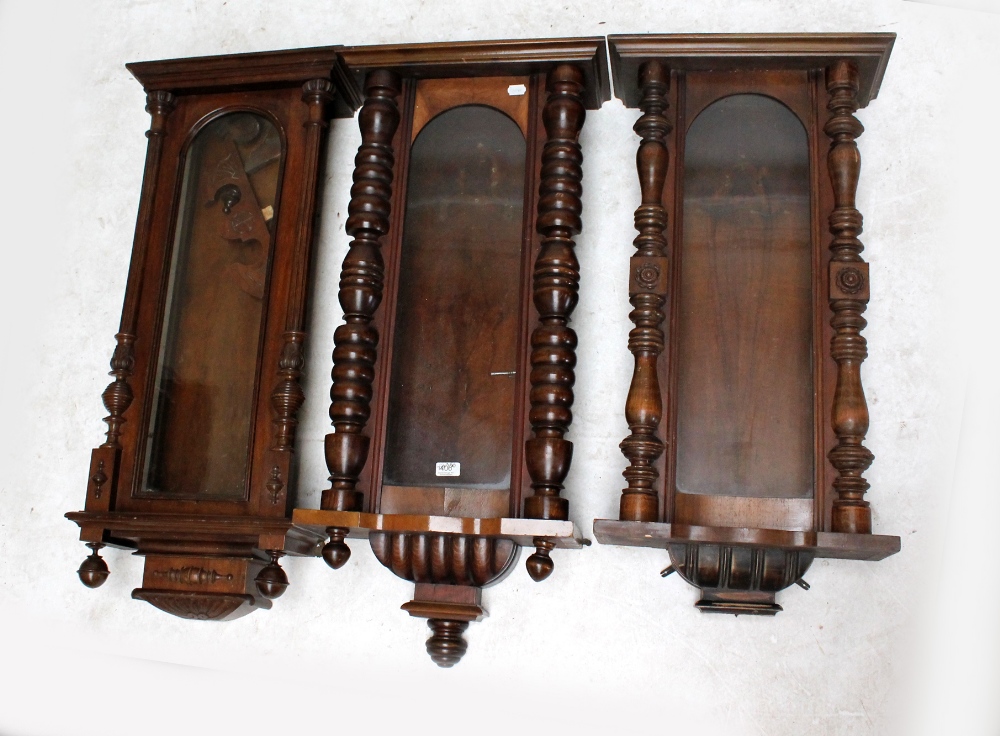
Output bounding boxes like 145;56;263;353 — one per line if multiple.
676;94;813;498
146;112;282;497
383;105;526;502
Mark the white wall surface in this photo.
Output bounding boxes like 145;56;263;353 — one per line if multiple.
1;1;997;734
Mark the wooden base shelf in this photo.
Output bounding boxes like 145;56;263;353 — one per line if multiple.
66;511;326;620
594;519;899;615
293;509;589;549
67;511;326;555
593;520;899;560
293;509;589;664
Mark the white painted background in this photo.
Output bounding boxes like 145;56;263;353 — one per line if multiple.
1;1;997;734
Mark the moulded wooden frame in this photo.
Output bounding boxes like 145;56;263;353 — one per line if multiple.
291;37;610;665
593;33;901;614
66;46;362;620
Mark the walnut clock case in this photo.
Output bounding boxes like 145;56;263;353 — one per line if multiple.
66;47;362;621
594;34;901;614
291;38;611;665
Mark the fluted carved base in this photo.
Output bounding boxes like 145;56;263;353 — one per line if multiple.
370;531;518;587
668;543;813;615
593;519;899;613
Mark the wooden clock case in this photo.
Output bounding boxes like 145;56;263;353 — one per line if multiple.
66;47;362;620
593;34;901;614
291;38;611;665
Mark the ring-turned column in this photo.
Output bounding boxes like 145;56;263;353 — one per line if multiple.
825;60;875;535
618;61;671;523
321;69;401;567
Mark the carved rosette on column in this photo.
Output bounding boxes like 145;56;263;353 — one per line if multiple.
321;70;402;568
825;60;875;535
618;61;671;523
523;64;586;578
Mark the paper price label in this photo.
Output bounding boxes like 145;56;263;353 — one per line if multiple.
435;462;460;477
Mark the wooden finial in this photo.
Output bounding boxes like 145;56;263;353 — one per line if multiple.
77;542;110;589
525;538;556;582
254;551;289;599
425;619;469;667
322;527;351;569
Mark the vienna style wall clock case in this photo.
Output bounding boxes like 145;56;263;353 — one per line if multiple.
65;32;902;655
66;47;362;620
290;38;610;665
594;34;900;613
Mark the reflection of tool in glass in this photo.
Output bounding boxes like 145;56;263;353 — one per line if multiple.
207;140;274;299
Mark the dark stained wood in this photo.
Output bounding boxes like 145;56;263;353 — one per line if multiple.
401;584;486;668
675;92;814;499
593;519;900;560
410;76;531;139
126;46;361;117
269;80;337;458
382;103;526;496
339;38;610;109
322;70;402;515
825;60;874;535
292;508;587;549
295;38;608;666
379;485;510;518
101;92;176;453
146;112;280;499
523;64;586;526
369;532;518;586
608;34;895;108
618;60;671;523
66;47;359;618
320;69;402;569
595;34;899;615
673;494;813;532
77;542;110;588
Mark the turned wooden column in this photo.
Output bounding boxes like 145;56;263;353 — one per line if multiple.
79;90;176;584
102;90;176;450
321;70;401;567
269;80;336;455
618;61;671;523
256;79;337;584
825;60;874;534
523;64;585;529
